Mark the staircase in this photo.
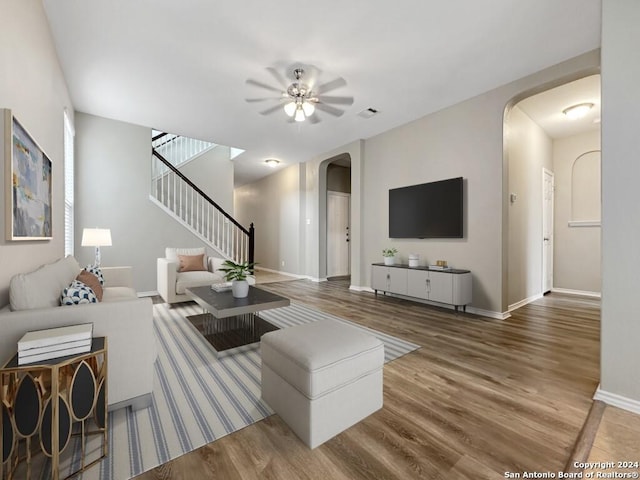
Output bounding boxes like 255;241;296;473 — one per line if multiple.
149;132;254;265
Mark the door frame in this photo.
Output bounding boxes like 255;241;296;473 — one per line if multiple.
542;168;554;294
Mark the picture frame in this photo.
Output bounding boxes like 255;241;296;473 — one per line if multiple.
4;109;52;240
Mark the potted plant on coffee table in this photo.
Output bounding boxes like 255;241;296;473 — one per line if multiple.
219;260;256;298
382;247;398;265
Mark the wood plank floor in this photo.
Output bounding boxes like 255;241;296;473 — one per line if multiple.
137;279;602;479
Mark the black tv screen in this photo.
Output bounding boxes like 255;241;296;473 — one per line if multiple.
389;177;463;238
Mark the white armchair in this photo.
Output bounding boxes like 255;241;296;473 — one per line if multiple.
157;247;255;304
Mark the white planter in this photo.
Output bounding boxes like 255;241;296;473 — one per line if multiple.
383;256;395;266
231;280;249;298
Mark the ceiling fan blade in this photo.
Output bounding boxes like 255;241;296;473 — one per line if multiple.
316;95;353;105
315;103;344;117
259;104;285;115
266;67;289;89
245;97;280;103
307;114;321;124
315;77;347;94
246;78;283;94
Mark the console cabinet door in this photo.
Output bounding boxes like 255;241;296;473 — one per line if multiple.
407;269;429;299
371;266;389;292
388;268;407;295
427;271;453;305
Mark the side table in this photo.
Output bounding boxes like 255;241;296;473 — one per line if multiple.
0;337;108;480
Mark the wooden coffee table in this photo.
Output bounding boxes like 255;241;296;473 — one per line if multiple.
185;286;290;357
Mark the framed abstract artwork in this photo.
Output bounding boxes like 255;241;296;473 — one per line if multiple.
4;110;52;240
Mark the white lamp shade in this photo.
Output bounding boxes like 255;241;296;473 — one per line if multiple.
294;106;306;122
283;102;297;117
81;228;112;247
301;101;315;116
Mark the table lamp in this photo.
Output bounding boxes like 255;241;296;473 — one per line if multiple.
81;228;112;266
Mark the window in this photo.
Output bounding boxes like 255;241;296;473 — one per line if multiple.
64;111;75;256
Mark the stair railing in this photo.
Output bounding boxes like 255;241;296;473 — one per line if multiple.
150;149;254;266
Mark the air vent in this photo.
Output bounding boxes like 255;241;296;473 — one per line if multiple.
357;107;379;119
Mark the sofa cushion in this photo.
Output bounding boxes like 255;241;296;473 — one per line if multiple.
175;271;224;294
84;265;105;285
166;247;207;272
76;270;103;301
101;287;137;302
10;256;82;311
61;280;98;305
178;254;206;272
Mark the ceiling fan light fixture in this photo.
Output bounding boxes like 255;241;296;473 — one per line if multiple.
301;101;315;117
562;103;594;120
294;106;306;122
284;101;297;117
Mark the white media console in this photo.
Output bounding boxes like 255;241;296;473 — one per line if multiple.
371;263;472;312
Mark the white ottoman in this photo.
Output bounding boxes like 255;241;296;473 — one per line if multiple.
261;319;384;449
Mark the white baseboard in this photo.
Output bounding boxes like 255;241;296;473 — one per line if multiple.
308;277;328;283
349;285;374;293
551;287;601;298
509;293;544;312
466;307;510;320
137;291;158;298
593;385;640;415
254;266;306;279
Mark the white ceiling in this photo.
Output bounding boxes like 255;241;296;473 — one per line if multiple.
517;75;601;139
42;0;602;186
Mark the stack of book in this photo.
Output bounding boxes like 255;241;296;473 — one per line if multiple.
428;265;452;271
18;324;93;365
211;282;232;292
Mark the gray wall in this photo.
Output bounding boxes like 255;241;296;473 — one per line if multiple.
600;0;640;403
74;113;234;292
506;106;553;307
327;165;351;193
553;130;601;294
0;0;74;307
234;164;302;274
234;52;599;315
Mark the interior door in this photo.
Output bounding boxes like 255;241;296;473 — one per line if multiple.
542;168;554;294
327;192;350;277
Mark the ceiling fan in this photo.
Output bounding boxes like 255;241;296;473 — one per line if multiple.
245;66;354;123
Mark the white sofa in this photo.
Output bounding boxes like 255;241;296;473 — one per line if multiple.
157;247;255;304
0;255;155;411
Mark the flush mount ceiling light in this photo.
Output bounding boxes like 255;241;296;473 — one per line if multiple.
245;66;354;124
562;103;594;120
265;159;280;168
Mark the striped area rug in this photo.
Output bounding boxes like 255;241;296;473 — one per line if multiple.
48;301;420;480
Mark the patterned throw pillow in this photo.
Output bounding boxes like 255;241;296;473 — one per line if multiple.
61;280;98;306
84;265;105;286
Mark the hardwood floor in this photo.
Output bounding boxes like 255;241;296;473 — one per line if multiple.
137;279;603;479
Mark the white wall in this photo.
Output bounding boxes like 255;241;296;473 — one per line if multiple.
600;0;640;405
74;113;234;293
553;130;601;294
234;164;302;274
0;0;74;307
506;106;553;307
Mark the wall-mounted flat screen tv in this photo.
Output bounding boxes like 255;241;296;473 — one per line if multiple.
389;177;463;238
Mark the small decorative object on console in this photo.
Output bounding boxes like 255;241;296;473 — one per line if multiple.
382;247;398;266
408;253;420;268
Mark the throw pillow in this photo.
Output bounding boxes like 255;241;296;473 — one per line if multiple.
61;280;98;306
76;270;103;302
84;265;105;286
178;253;207;272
